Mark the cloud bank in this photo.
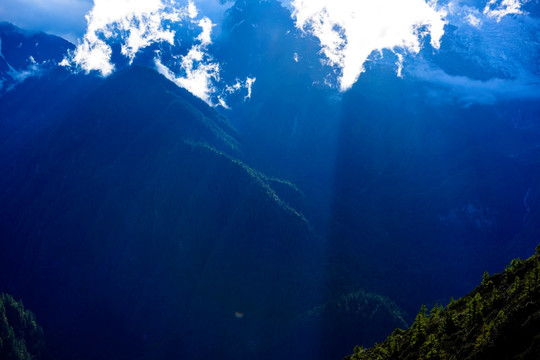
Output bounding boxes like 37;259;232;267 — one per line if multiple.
410;61;540;106
410;0;540;106
290;0;447;91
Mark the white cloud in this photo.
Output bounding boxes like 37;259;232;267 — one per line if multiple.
155;46;220;105
181;7;254;106
189;0;234;27
290;0;447;91
225;77;256;101
65;0;189;76
395;53;404;78
483;0;527;22
187;0;198;19
70;36;114;76
225;80;242;93
466;13;481;27
197;17;214;45
217;96;229;109
245;77;256;100
154;15;220;105
59;0;247;105
441;3;484;28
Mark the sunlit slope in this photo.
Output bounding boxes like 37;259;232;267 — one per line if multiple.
346;245;540;360
0;293;44;360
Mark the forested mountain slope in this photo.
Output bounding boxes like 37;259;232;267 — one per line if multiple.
346;244;540;360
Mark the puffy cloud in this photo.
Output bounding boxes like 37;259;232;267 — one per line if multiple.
290;0;447;91
197;17;214;45
70;36;114;76
154;13;254;107
65;0;189;76
483;0;527;22
151;12;225;106
466;13;481;27
225;77;256;100
156;47;256;106
59;0;249;106
189;0;233;28
155;44;220;105
188;0;198;19
245;77;256;100
395;53;405;78
443;2;484;28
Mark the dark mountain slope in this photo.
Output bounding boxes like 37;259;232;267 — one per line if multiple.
224;50;540;318
0;66;324;360
324;69;540;312
346;244;540;360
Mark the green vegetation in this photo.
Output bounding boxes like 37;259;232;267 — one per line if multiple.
345;246;540;360
0;294;44;360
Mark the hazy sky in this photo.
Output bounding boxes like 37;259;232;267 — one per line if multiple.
0;0;234;43
0;0;93;42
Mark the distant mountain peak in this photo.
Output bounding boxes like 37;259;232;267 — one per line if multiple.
0;22;73;95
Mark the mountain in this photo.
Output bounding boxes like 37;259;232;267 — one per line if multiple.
216;1;540;317
1;4;540;359
0;61;415;360
0;62;418;360
0;22;73;94
345;244;540;360
0;65;326;360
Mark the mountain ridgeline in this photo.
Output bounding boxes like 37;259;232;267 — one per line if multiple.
346;245;540;360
